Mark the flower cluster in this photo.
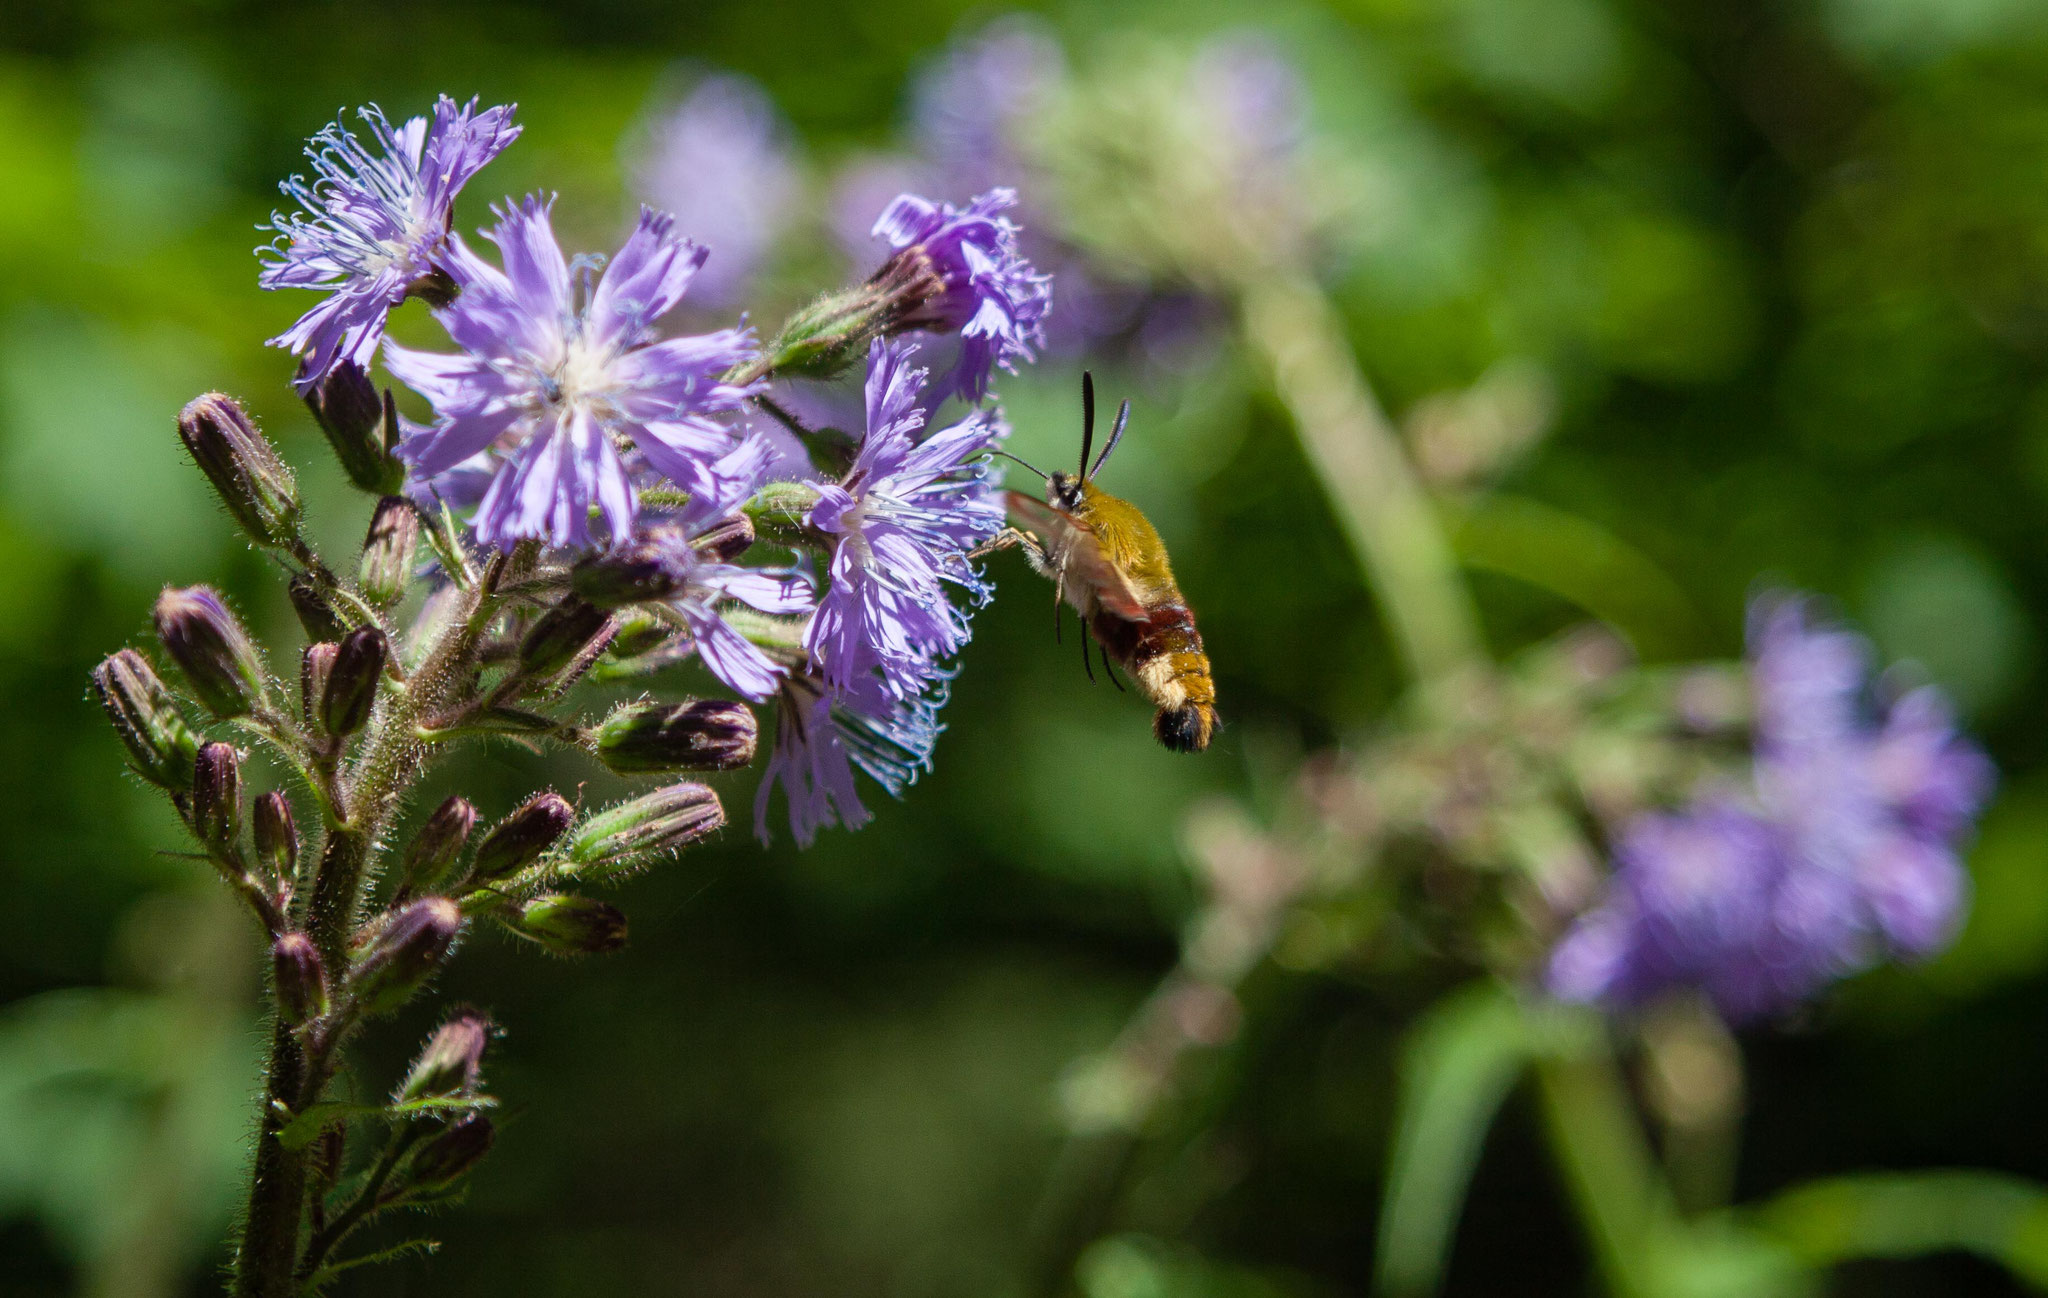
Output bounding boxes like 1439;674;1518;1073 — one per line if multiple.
1548;594;1995;1022
259;94;1045;844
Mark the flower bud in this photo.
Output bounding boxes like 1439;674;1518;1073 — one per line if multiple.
517;598;614;679
510;894;628;956
253;791;298;882
321;628;387;738
154;586;268;719
595;700;757;774
607;612;672;660
409;1114;494;1191
304;361;404;494
178;393;301;548
349;897;463;1016
300;642;338;727
563;783;724;881
271;932;328;1025
470;792;575;883
400;796;477;894
191;742;242;854
288;573;349;642
93;649;198;791
693;512;755;563
570;543;681;607
397;1013;491;1104
357;496;419;607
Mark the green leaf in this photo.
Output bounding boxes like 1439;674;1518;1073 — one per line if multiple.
278;1095;493;1150
1754;1170;2048;1288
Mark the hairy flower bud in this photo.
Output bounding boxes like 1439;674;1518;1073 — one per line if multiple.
570;543;681;607
397;1013;491;1104
300;642;338;727
510;894;628;955
93;649;199;791
693;512;755;563
191;742;242;854
154;586;268;719
594;700;757;774
178;393;302;548
350;897;463;1016
518;598;614;679
401;796;477;894
357;496;419;607
271;932;328;1025
304;361;404;494
287;573;349;642
321;628;387;738
471;792;575;883
409;1114;494;1191
253;791;298;883
563;783;724;880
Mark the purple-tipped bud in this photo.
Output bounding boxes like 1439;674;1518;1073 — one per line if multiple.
408;1114;494;1191
287;573;349;642
358;496;419;607
321;628;387;738
563;783;724;881
154;586;268;719
570;543;682;607
401;796;478;894
93;649;199;791
271;932;328;1025
510;893;628;955
178;393;302;548
693;512;755;563
191;742;242;854
304;361;404;494
301;642;338;727
397;1012;492;1103
518;598;615;679
594;699;757;774
470;792;575;883
253;791;298;882
350;897;463;1015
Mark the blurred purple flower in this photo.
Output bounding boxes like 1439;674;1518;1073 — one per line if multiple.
261;97;520;392
910;15;1064;192
1549;593;1995;1022
753;669;947;847
387;197;759;551
805;339;1006;702
871;189;1051;402
631;74;800;308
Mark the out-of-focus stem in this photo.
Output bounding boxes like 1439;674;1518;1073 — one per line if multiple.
1532;1052;1671;1298
1237;274;1484;693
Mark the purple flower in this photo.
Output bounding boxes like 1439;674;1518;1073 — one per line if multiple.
631;74;800;308
910;16;1065;193
753;670;948;847
805;339;1007;701
386;197;760;550
871;189;1051;402
261;97;520;393
1548;594;1995;1022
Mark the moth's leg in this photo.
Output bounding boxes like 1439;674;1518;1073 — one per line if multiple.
973;526;1050;571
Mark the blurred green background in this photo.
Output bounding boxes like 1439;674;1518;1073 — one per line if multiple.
8;0;2048;1294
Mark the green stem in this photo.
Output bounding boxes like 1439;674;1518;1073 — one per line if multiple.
1531;1052;1672;1298
296;1126;430;1283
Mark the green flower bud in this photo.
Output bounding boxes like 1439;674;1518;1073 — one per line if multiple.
92;649;198;791
396;1013;492;1104
693;512;755;563
510;893;628;956
154;586;268;719
400;796;477;895
320;628;387;738
570;542;681;607
300;642;338;728
470;792;575;883
303;361;404;494
271;932;328;1026
253;791;298;883
518;598;614;680
287;573;349;642
350;898;463;1016
594;700;757;774
357;496;419;607
178;393;302;548
408;1114;494;1191
563;783;724;881
191;742;242;854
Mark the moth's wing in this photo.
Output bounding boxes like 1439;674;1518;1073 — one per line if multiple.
1005;491;1149;621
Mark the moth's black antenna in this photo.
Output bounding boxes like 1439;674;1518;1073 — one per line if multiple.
985;449;1049;481
1091;399;1131;481
1101;640;1124;691
1079;371;1096;480
1080;616;1096;683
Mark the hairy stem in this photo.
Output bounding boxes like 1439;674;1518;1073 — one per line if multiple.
233;1023;309;1298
